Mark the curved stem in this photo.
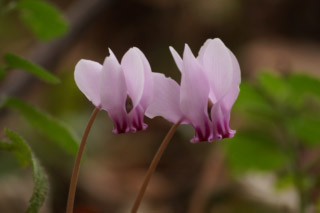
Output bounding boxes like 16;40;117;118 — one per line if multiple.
131;122;180;213
66;107;99;213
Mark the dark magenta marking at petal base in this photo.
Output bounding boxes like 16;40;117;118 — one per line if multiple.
129;106;148;132
112;117;129;134
191;121;213;143
215;120;235;139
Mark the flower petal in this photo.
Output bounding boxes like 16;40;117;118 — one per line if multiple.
202;38;234;103
122;48;153;132
74;59;102;108
121;47;145;108
145;73;183;123
211;101;236;140
135;48;154;110
169;46;183;72
100;50;129;133
222;85;240;113
229;48;241;84
222;48;241;112
209;41;240;140
197;38;212;63
180;44;212;142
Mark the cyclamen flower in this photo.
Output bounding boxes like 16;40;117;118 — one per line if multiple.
75;47;153;133
146;38;241;142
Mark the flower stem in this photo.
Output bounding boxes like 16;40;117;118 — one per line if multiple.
66;107;99;213
131;122;180;213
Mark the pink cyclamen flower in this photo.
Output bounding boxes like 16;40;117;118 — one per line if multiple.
75;47;153;133
146;38;241;142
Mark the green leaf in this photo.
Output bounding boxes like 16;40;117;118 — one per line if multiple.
4;53;60;84
258;71;290;102
0;142;15;151
286;114;320;146
234;82;277;126
1;129;48;212
4;129;32;167
17;0;68;40
235;82;274;115
287;73;320;101
3;98;79;155
224;131;289;174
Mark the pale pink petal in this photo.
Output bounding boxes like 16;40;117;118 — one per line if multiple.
210;54;240;138
169;46;183;72
145;73;183;123
100;50;129;133
197;39;212;63
135;48;154;110
229;49;241;85
222;49;241;112
209;42;240;140
180;44;212;142
211;101;236;140
74;59;102;108
121;47;145;108
222;85;240;113
122;48;153;132
202;38;234;103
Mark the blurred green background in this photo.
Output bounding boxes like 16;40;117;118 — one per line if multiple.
0;0;320;212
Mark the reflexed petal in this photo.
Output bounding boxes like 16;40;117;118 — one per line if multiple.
209;42;240;140
169;46;183;72
180;44;209;121
100;50;127;111
211;83;239;139
122;48;153;132
100;50;129;133
145;73;183;123
135;48;154;110
180;44;212;142
229;49;241;85
197;38;212;63
222;48;241;112
222;85;240;113
202;38;234;103
121;47;145;108
74;59;102;107
211;100;236;140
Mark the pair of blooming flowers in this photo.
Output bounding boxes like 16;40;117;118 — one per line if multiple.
75;38;241;142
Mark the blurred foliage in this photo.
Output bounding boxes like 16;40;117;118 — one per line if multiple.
224;71;320;211
288;74;320;99
226;71;320;172
0;129;48;213
225;131;289;173
4;53;60;84
0;0;70;211
1;97;79;156
16;0;68;41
